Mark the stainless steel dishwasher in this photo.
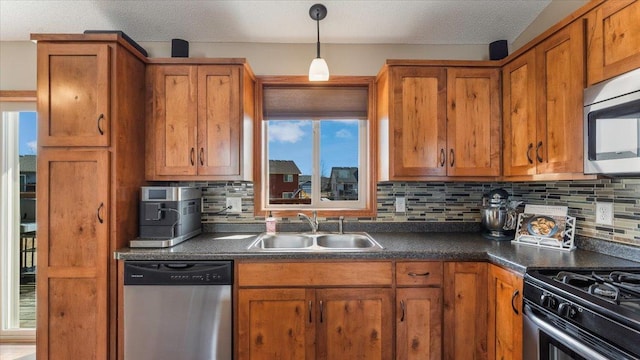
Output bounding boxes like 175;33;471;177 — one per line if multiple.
123;261;233;360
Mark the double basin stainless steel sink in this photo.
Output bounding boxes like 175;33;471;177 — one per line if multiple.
247;232;384;252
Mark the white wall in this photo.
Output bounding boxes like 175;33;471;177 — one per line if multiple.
0;41;488;91
141;42;489;76
0;0;588;90
0;42;37;91
511;0;589;51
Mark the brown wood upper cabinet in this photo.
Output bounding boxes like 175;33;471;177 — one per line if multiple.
503;20;585;178
585;0;640;86
37;43;111;147
447;68;501;177
377;65;500;181
146;63;255;180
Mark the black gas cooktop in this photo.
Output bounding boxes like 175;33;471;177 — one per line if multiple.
524;268;640;358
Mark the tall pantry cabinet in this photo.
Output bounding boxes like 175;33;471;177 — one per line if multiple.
32;34;147;360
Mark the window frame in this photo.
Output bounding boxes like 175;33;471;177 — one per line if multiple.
253;76;377;218
0;90;37;342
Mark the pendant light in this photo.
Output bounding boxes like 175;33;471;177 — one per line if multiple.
308;4;329;81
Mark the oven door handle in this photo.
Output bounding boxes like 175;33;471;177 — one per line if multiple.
524;306;610;360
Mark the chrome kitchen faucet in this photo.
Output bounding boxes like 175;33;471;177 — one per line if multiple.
298;211;318;233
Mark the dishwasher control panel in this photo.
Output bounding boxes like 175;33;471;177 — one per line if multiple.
124;261;233;285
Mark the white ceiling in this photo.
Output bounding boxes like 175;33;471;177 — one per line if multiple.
1;0;555;45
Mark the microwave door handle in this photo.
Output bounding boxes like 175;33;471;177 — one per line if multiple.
524;307;609;360
587;112;598;161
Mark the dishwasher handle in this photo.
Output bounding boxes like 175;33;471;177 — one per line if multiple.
124;261;233;285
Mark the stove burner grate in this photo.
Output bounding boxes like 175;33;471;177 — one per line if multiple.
589;282;620;303
610;271;640;285
553;271;595;286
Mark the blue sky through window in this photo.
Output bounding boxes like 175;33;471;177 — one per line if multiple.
268;119;358;176
19;111;37;155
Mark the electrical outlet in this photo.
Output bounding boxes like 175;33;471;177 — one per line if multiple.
595;202;613;226
395;196;406;213
226;197;242;213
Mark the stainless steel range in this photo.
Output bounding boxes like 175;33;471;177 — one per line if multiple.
523;268;640;360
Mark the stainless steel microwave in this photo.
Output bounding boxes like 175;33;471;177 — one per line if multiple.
584;68;640;175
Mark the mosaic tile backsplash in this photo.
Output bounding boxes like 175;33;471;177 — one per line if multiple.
191;178;640;247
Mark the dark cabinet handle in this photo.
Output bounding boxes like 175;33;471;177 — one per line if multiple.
319;300;324;323
199;148;204;166
97;114;105;135
308;301;313;323
400;300;405;322
511;290;520;315
97;203;104;224
536;141;543;163
190;148;195;166
439;148;445;167
449;149;455;167
408;271;430;277
527;143;534;164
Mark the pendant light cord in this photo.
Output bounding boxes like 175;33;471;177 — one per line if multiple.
316;12;321;58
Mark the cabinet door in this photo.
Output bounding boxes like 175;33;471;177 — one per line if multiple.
37;150;110;360
447;68;501;176
585;0;640;86
37;43;110;147
149;65;198;176
197;65;242;177
390;67;447;177
396;288;442;360
535;21;584;174
316;288;394;360
488;265;523;360
503;50;538;177
237;288;315;360
443;262;488;360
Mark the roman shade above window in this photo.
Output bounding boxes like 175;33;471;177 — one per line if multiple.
263;86;368;120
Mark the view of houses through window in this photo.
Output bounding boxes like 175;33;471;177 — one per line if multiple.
266;119;365;207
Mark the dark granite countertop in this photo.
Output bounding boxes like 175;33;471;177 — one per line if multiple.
115;232;640;274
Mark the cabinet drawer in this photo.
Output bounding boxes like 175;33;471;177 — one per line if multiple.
238;261;392;287
396;261;443;286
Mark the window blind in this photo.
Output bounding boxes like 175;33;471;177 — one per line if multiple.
263;86;368;120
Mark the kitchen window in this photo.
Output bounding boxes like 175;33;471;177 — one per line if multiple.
254;77;376;217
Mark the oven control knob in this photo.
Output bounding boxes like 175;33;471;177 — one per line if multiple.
557;302;578;319
566;305;579;319
540;294;557;309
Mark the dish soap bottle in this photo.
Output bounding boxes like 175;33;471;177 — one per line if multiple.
265;212;277;234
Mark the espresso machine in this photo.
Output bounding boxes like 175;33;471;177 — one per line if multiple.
480;188;517;240
130;186;202;248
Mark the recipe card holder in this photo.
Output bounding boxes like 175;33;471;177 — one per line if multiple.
512;213;576;251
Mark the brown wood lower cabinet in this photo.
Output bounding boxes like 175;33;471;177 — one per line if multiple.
237;260;525;360
443;262;488;360
37;150;110;359
316;288;394;359
237;288;315;359
237;261;394;360
396;261;443;360
488;264;524;360
396;288;442;360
